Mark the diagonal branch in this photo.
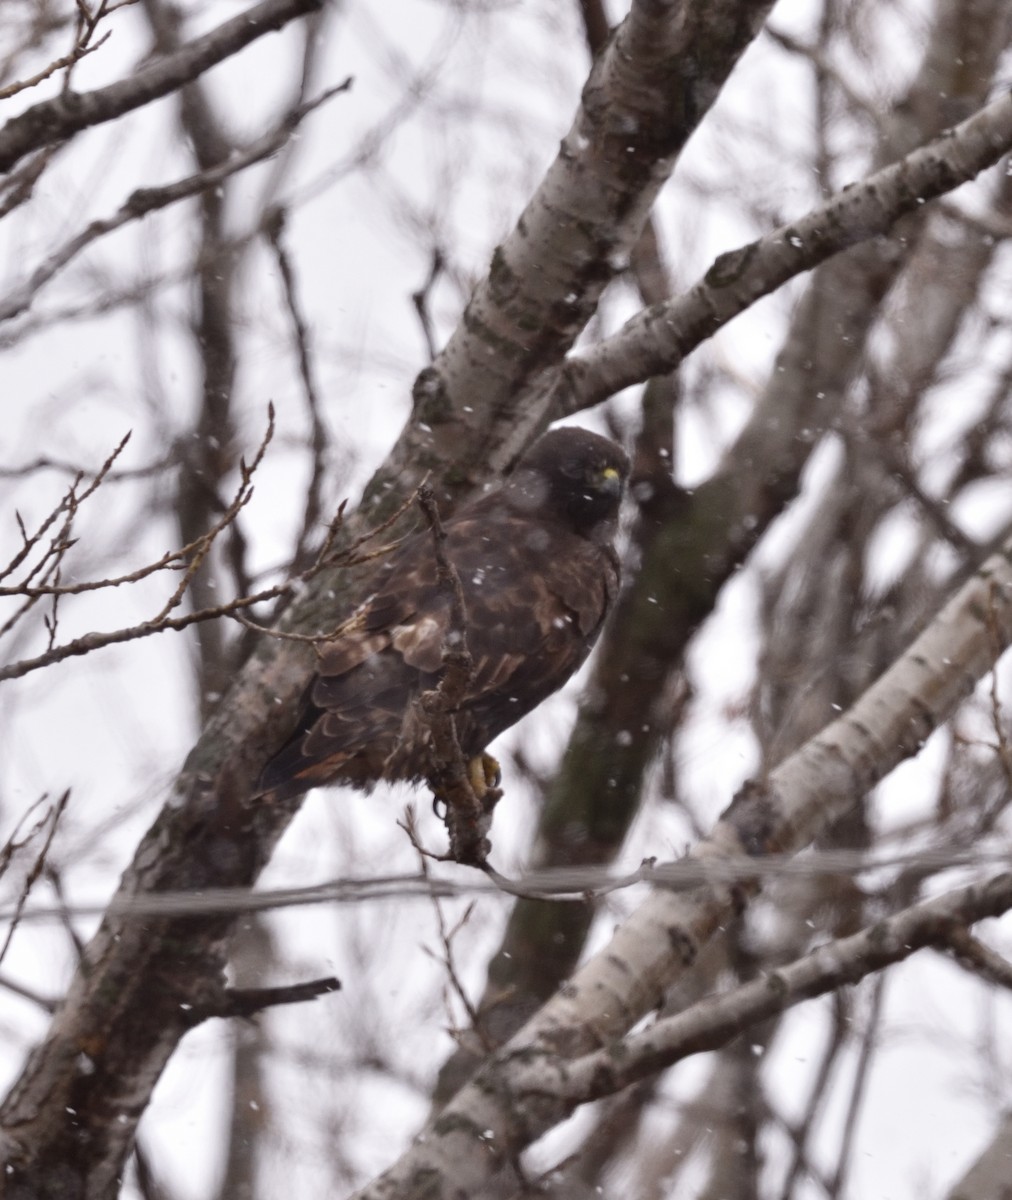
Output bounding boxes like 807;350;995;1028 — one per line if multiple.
0;0;323;174
0;81;350;324
409;0;777;474
938;925;1012;991
515;873;1012;1103
555;87;1012;416
0;792;70;968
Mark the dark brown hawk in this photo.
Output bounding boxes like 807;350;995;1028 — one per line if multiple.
258;426;629;801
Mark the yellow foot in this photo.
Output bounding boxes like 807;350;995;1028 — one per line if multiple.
468;752;501;799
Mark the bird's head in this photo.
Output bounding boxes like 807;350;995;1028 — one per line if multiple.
506;426;629;537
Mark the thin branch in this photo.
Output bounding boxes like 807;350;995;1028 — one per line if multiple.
827;974;884;1198
0;414;272;671
0;146;61;220
411;246;444;362
264;204;330;574
42;864;88;962
153;408;277;624
776;994;850;1200
0;432;130;584
0;32;110;102
0;455;424;681
408;815;494;1054
0;587;298;682
0;453;172;482
0;791;71;968
0;796;52;881
0;0;325;173
62;1;142;95
939;926;1012;991
0;973;59;1013
0;80;351;324
0;415;280;677
764;24;879;124
8;843;1012;927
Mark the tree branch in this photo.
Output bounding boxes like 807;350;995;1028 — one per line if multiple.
408;0;776;478
188;975;341;1023
555;87;1012;416
0;81;350;324
520;874;1012;1103
0;0;324;174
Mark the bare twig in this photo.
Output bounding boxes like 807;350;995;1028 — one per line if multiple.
264;205;330;574
0;453;172;482
0;81;351;324
827;975;885;1198
939;925;1012;991
764;24;879;123
42;864;87;962
869;437;980;557
407;809;495;1053
0;797;51;881
985;584;1012;793
0;146;61;220
776;992;852;1200
0;432;130;584
0;434;129;649
0;415;270;673
0;31;110;101
411;247;445;362
0;430;435;680
43;565;62;651
0;973;58;1012
0;419;281;679
62;1;143;94
0;44;97;101
0;791;71;968
0;0;325;173
153;408;277;624
0;586;308;682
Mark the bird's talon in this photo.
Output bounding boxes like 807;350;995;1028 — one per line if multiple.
484;752;502;790
467;752;501;799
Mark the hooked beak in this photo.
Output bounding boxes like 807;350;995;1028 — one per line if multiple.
598;466;623;497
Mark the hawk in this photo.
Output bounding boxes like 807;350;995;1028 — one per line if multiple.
258;426;629;802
